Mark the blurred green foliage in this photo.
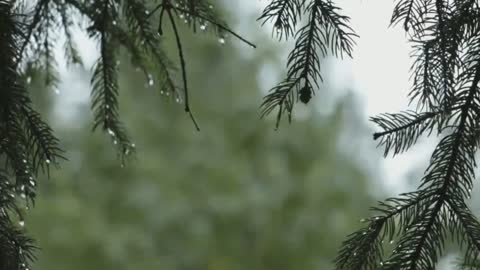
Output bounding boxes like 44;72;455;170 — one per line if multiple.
25;8;374;270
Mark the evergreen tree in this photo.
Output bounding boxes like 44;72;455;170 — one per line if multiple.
2;0;480;269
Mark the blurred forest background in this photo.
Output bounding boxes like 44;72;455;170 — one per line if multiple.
20;1;400;269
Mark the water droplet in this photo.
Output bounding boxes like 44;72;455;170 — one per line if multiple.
112;20;117;26
218;37;225;44
375;216;380;220
209;4;213;9
113;140;118;145
200;24;207;31
22;159;27;163
179;14;184;19
20;193;26;198
29;180;35;187
54;89;60;95
116;60;120;66
148;78;154;86
389;240;394;244
360;218;366;223
45;159;51;164
19;220;24;227
353;252;357;256
131;143;136;148
107;128;115;136
396;206;401;210
20;185;25;191
26;77;32;84
144;10;149;15
176;97;181;103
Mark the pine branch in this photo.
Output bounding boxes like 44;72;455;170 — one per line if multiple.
261;0;356;128
90;0;135;163
257;0;304;40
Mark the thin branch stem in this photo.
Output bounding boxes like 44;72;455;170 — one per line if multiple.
166;5;200;131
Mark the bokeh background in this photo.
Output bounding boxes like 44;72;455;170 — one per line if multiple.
23;1;469;269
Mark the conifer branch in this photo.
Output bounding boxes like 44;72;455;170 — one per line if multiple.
166;4;200;131
257;0;304;41
261;0;356;127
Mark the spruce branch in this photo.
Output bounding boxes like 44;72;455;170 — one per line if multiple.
261;0;356;128
257;0;304;41
90;0;135;162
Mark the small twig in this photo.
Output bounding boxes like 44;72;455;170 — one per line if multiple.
166;6;200;131
173;6;256;48
146;3;162;19
372;105;462;140
147;2;256;48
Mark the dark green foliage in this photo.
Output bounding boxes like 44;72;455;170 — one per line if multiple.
334;0;480;269
0;0;257;268
5;0;480;269
259;0;356;128
0;1;62;269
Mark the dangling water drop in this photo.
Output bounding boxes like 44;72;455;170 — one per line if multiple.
29;180;35;187
26;76;32;84
45;159;51;164
112;20;117;26
54;89;60;95
200;24;207;31
19;220;24;227
107;128;115;136
218;37;225;45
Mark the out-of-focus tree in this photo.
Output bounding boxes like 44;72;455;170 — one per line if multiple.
25;16;374;270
